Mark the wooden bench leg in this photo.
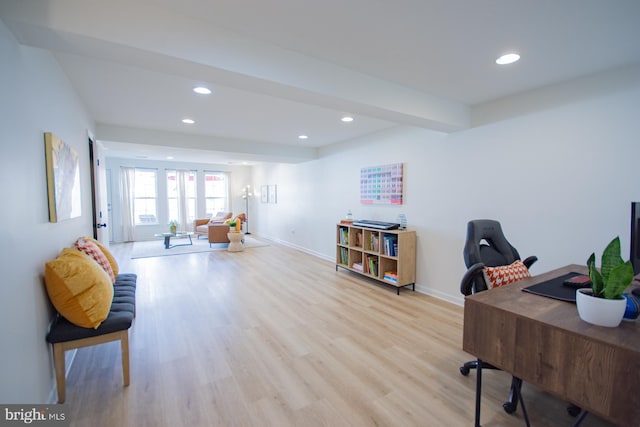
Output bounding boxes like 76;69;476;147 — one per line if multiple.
50;329;131;403
120;330;130;386
52;343;66;404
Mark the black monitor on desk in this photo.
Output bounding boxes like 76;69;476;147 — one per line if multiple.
631;202;640;274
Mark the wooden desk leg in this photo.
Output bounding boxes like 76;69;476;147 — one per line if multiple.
475;358;482;427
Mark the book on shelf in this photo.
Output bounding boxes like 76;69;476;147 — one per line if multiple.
367;256;378;276
383;235;398;256
339;219;355;225
340;247;348;265
370;234;379;252
339;228;349;245
355;231;362;247
383;271;398;283
352;262;363;272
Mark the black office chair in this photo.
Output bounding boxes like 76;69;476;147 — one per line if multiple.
459;219;538;420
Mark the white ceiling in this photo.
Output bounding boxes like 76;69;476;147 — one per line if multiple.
2;0;640;164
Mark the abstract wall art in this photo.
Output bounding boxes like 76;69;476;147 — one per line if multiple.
45;132;82;222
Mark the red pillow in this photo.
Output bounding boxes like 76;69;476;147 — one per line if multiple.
74;238;116;283
483;260;530;288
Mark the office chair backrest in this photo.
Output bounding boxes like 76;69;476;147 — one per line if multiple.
463;219;522;293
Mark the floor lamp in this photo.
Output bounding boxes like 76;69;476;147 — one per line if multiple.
242;185;252;234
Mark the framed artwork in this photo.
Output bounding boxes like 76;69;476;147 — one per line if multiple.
45;132;82;222
360;163;403;205
261;185;268;203
268;185;277;204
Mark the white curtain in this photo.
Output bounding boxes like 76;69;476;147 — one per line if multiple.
121;167;136;242
223;172;230;212
176;169;190;231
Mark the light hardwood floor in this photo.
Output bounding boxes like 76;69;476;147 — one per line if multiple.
63;239;614;427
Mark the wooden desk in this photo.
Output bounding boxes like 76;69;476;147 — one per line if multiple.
463;264;640;427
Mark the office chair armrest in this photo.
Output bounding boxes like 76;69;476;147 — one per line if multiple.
522;256;538;269
460;262;485;296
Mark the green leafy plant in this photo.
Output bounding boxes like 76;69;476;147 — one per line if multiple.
168;220;179;227
586;236;634;299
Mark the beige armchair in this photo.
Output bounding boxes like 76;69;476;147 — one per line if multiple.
193;212;232;243
207;224;231;244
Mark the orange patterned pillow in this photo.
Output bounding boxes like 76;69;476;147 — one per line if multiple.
483;260;530;288
74;238;116;283
83;237;119;277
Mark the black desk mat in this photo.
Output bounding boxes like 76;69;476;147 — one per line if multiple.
522;272;586;303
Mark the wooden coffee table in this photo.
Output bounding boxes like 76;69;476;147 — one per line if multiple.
154;231;194;249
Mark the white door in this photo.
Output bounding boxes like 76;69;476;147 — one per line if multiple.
89;137;109;244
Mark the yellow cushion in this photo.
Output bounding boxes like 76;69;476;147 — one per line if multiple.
83;236;119;277
45;248;114;329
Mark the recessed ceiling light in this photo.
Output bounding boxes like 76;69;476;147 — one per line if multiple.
193;86;212;95
496;53;520;65
182;118;195;124
298;135;308;140
166;156;174;160
341;116;354;122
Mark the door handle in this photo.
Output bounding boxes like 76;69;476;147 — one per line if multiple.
95;223;107;228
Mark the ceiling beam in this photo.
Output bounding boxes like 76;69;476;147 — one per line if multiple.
1;0;470;133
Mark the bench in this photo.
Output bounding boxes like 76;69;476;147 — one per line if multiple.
46;273;137;403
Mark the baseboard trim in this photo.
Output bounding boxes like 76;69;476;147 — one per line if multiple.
255;234;333;262
259;234;464;306
415;284;464;306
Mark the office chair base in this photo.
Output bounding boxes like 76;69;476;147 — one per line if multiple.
503;402;517;414
567;404;581;417
503;377;523;414
473;359;529;427
460;360;499;377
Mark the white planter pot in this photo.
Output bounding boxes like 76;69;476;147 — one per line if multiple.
576;288;626;327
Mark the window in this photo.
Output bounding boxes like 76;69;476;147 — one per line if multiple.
134;169;157;224
204;172;228;216
167;170;197;223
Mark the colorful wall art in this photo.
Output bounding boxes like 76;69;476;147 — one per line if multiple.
360;163;403;205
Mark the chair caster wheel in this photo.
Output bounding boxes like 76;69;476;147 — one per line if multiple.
567;405;581;417
503;402;517;414
460;367;470;376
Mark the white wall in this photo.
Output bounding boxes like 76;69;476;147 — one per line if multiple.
252;71;640;304
104;157;252;242
0;20;95;402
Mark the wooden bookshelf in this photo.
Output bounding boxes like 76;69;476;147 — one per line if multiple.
336;223;416;295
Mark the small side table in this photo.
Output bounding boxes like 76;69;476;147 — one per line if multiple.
227;232;244;252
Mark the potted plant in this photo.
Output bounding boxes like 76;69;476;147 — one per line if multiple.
168;220;178;234
577;236;634;327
